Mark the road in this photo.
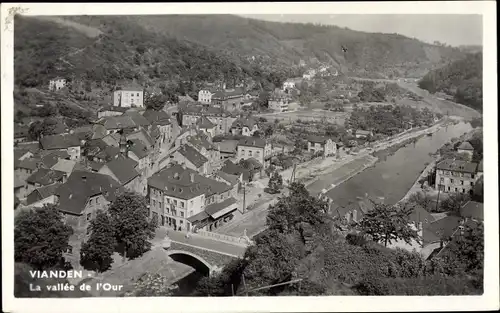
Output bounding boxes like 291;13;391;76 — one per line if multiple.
215;120;446;238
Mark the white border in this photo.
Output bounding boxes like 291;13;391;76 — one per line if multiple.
2;2;498;313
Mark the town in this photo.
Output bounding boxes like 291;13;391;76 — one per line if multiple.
12;13;485;298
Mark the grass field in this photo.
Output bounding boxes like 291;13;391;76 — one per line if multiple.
257;109;348;126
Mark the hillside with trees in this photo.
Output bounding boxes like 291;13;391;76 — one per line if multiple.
14;15;287;105
107;14;466;78
418;53;482;111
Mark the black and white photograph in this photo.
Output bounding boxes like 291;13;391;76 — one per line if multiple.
2;2;498;313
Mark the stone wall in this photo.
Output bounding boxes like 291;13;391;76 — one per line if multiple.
170;242;237;268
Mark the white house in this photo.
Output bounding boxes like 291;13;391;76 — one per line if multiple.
49;77;67;91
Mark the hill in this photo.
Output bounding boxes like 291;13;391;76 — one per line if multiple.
14;15;285;103
418;53;482;111
100;14;466;78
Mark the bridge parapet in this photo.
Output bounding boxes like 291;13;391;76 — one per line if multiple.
169;241;239;270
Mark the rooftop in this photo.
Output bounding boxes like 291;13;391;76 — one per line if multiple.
56;171;123;215
217;140;239;153
238;137;267;149
205;197;238;218
196;116;216;129
96;115;137;130
102;157;139;185
40;134;81;150
123;111;151;128
436;159;478;174
231;116;258;130
26;168;66;186
307;135;330;144
176;145;208;168
27;183;61;205
142;109;171;126
460;201;483;221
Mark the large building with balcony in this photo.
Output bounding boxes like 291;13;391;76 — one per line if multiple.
147;164;238;232
113;86;144;108
307;135;337;157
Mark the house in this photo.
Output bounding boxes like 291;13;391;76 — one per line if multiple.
15;158;41;182
435;159;480;195
220;159;257;182
148;164;237;231
83;139;122;164
39;134;82;161
94;115;138;135
14;149;33;162
307;135;337;156
39;150;71;168
142;109;173;147
123;111;151;129
127;139;152;177
113;86;144;108
98;157;145;196
319;196;375;224
268;94;290;113
181;105;237;135
56;171;123;230
282;78;302;91
171;144;209;175
26;183;61;209
101;132;122;148
355;130;373;139
196;116;217;138
237;137;272;169
14;125;29;143
460;201;483;222
457;141;474;160
217;140;239;160
198;89;215;104
49;77;66;91
126;128;155;150
213;171;241;198
211;88;245;111
51;159;85;176
230;116;260;136
178;94;196;105
25;168;67;198
14;176;27;199
187;133;222;174
97;106;129;118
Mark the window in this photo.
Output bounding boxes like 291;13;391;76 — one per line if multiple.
471;182;474;186
249;151;252;157
159;202;162;209
455;188;458;192
440;177;444;183
153;200;156;207
86;213;92;221
137;93;139;97
174;200;177;206
180;212;184;218
180;220;183;224
89;199;93;205
241;149;245;155
181;202;185;208
448;187;450;191
96;197;99;204
461;180;464;185
450;179;454;184
189;210;193;216
167;198;170;204
462;189;465;193
471;174;475;179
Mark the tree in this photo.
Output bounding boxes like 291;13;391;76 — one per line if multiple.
144;93;168;111
14;204;73;270
126;272;175;297
357;203;419;247
407;192;434;212
108;192;157;260
267;171;283;194
439;193;470;215
80;210;116;272
28;118;57;141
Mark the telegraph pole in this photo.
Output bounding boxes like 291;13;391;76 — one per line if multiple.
242;182;246;214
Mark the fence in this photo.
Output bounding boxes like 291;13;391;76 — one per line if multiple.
195;230;253;246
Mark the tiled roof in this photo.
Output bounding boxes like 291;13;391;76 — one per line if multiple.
51;159;78;174
102;157;139;185
424;215;462;242
126;128;154;148
220;160;245;176
124;111;151;127
142;109;171;126
41;150;70;168
14;176;25;188
196;116;216;129
188;134;215;151
216;171;240;186
128;139;150;159
56;171;123;215
14;149;32;161
148;164;230;200
97;116;137;130
40;134;81;150
117;84;143;92
16;142;40;154
307;135;329;144
17;158;40;170
205;197;238;217
217;140;239;153
27;183;61;204
457;141;474;151
231;117;258;129
176;145;208;168
26;168;66;186
460;201;483;221
436;159;478;174
187;210;210;223
238;137;266;149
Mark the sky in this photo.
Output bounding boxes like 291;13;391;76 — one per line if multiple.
240;14;483;47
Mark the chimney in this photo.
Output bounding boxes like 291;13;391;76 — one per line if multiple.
190;173;195;183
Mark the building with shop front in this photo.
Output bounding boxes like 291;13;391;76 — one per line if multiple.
435;159;480;195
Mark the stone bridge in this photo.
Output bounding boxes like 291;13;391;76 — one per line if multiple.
162;230;249;276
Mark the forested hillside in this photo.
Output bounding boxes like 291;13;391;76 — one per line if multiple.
14;15;289;98
418;53;482;111
99;14;466;78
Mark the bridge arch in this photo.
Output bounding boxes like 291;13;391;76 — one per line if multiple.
166;249;213;276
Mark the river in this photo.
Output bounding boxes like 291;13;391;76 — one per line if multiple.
323;121;473;206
